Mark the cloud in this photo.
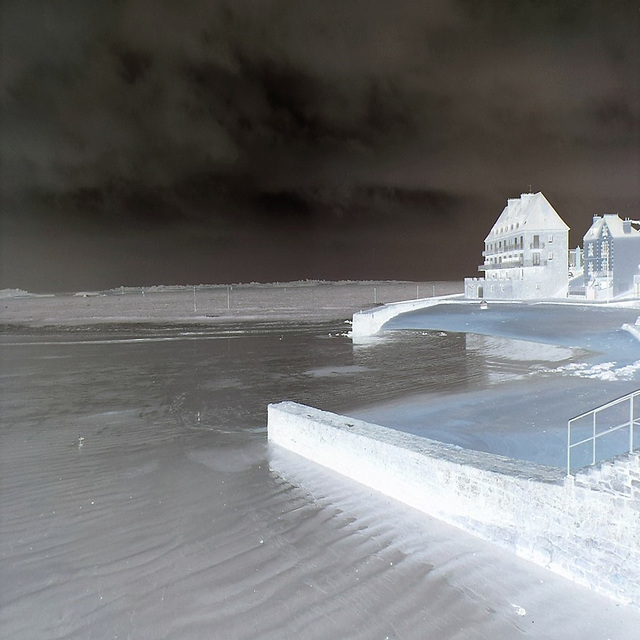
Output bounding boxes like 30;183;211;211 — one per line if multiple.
1;0;638;289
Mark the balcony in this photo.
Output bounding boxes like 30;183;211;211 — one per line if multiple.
479;259;548;271
479;259;524;271
483;244;525;256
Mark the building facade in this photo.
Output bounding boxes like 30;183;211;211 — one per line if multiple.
465;192;569;300
583;214;640;300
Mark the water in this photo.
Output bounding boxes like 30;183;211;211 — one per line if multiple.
350;303;640;468
384;302;640;361
2;320;639;639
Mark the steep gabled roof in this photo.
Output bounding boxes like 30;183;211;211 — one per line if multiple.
485;192;568;241
584;214;640;241
584;216;604;241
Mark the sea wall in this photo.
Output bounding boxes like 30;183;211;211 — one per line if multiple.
268;401;640;608
351;295;461;337
622;321;640;343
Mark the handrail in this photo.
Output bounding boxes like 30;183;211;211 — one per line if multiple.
569;390;638;423
567;389;640;476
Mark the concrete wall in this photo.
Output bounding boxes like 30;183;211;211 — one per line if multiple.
268;401;640;608
351;295;461;337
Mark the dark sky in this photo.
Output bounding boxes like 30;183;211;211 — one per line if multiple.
1;0;638;292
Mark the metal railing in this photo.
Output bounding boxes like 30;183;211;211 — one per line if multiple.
478;259;524;271
478;260;548;272
567;390;640;475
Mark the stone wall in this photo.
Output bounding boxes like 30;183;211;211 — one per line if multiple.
574;452;640;497
268;401;640;608
351;295;460;337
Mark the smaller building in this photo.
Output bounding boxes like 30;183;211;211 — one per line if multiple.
583;214;640;300
465;192;569;300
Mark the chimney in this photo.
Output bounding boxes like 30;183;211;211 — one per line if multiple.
623;218;631;233
593;214;601;224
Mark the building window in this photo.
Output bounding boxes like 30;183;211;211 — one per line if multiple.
548;252;553;260
533;253;540;266
548;235;553;243
533;235;540;249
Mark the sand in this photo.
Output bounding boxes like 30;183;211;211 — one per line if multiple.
1;281;461;328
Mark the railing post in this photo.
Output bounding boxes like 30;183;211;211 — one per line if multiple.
631;393;636;454
592;411;597;466
567;419;571;476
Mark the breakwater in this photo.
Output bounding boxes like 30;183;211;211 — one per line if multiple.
351;295;461;337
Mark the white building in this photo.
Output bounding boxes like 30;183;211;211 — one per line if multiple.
465;192;569;300
583;214;640;300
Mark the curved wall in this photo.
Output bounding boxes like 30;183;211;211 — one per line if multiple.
351;295;461;337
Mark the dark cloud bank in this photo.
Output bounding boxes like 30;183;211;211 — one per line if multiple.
1;0;638;291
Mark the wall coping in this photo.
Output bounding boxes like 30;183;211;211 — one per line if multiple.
271;401;566;485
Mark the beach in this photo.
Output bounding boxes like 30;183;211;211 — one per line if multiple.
2;281;640;639
1;281;460;328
